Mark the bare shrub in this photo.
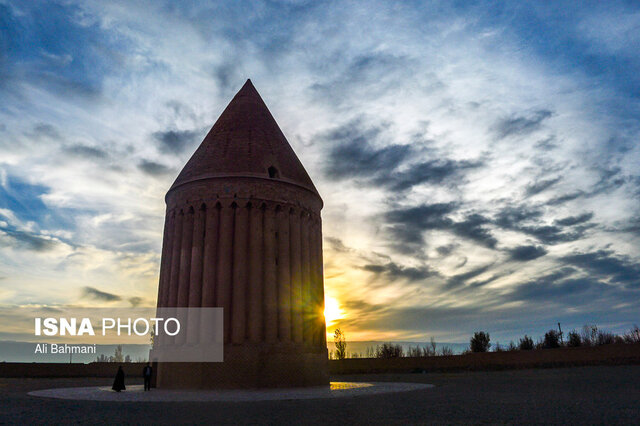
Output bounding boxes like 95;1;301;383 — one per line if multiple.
439;346;453;356
534;337;545;350
365;346;375;358
567;330;581;347
376;343;404;358
407;346;424;357
518;335;534;350
596;330;615;346
429;337;437;355
507;341;518;351
543;330;561;349
407;337;439;357
623;325;640;344
581;324;598;346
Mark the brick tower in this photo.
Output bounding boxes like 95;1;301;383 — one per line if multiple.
154;80;328;388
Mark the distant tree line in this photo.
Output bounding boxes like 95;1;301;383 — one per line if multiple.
95;345;147;363
328;329;454;359
469;324;640;353
328;324;640;359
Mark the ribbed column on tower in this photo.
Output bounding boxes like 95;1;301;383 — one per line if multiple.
186;204;205;344
231;202;249;344
247;203;264;342
157;210;174;308
217;202;235;343
276;206;292;342
300;211;313;344
201;203;220;308
263;205;278;343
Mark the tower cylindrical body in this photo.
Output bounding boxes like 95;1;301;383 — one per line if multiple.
153;80;327;388
155;178;327;388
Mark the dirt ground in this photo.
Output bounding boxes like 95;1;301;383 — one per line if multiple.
1;365;638;424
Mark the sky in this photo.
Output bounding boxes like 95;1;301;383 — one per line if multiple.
1;0;639;344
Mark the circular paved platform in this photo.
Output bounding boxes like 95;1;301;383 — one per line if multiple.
28;382;433;402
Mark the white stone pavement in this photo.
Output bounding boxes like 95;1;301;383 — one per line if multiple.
28;382;434;402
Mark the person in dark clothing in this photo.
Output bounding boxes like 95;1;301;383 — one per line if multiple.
112;366;126;392
142;363;152;391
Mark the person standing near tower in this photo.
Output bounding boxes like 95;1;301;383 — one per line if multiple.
142;363;152;391
112;365;125;392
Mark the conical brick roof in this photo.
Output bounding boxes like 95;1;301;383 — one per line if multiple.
170;80;319;196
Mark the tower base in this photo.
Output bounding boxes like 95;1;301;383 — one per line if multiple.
155;344;329;389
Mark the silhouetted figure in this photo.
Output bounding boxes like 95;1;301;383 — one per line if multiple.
112;366;125;392
142;363;152;391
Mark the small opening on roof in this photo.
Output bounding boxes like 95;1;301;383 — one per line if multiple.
268;166;279;179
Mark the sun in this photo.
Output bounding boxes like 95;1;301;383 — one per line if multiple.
324;296;343;326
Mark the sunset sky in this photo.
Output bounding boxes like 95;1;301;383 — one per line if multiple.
1;1;639;344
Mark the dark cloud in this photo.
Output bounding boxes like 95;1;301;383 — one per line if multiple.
561;250;640;288
620;215;640;236
350;53;408;76
375;158;484;191
212;62;245;97
518;224;587;245
445;264;493;289
508;276;604;302
546;191;586;205
323;121;410;179
507;245;548;261
382;203;456;252
138;160;173;176
385;203;456;232
436;244;457;256
165;100;198;123
525;176;561;196
153;129;199;154
545;168;629;206
324;236;351;253
128;297;144;307
450;213;497;248
0;228;58;252
63;144;108;160
494;205;543;228
494;109;553;138
30;123;61;140
534;137;557;150
591;167;627;195
81;286;121;302
321;119;482;191
383;203;497;252
494;205;587;245
310;53;414;103
498;265;634;309
554;212;594;226
362;261;435;282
